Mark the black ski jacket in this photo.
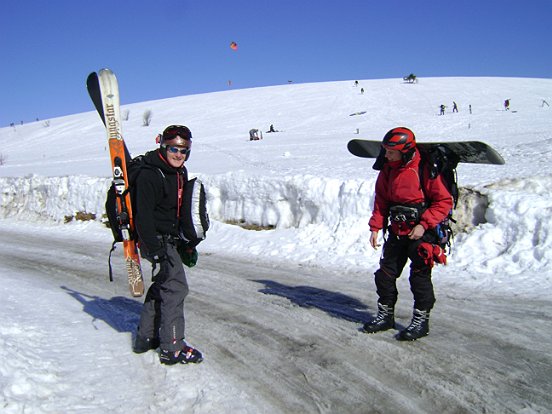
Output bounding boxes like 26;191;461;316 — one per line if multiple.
134;149;188;258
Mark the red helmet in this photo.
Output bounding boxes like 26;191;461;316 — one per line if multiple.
382;127;416;152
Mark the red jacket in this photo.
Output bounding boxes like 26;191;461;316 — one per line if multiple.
368;148;453;236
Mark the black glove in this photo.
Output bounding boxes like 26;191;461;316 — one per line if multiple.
142;244;168;263
151;252;169;264
150;250;174;283
147;247;173;274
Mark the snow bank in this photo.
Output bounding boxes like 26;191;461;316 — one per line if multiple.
454;175;552;275
0;175;110;222
200;172;375;229
0;173;375;229
2;172;552;286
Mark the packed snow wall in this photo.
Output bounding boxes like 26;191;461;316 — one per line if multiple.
0;173;488;234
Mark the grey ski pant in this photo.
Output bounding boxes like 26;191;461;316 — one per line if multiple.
137;238;189;352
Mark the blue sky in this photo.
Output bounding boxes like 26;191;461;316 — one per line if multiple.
1;0;550;126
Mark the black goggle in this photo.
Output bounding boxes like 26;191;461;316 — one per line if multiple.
162;125;192;141
167;146;191;155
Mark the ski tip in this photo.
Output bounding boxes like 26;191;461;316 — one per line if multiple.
87;68;114;79
99;68;115;76
86;71;98;83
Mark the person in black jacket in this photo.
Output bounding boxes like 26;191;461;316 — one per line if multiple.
132;124;203;365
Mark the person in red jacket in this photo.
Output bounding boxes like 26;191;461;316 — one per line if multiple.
363;127;453;340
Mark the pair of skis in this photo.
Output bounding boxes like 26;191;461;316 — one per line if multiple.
86;69;144;297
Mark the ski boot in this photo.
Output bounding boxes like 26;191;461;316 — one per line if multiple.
133;336;160;354
398;308;430;341
362;303;395;333
160;343;203;365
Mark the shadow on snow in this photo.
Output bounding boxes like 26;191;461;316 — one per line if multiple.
253;279;373;324
61;285;141;333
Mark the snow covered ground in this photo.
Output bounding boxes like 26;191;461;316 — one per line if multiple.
0;76;551;413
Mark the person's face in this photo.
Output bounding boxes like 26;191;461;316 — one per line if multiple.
384;148;402;162
165;138;190;168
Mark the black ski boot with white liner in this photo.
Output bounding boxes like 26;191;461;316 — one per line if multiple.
362;303;395;333
398;308;430;341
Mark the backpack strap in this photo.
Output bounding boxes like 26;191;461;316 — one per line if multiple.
108;240;117;282
135;164;167;196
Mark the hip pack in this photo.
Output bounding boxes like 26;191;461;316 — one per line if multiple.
389;205;421;223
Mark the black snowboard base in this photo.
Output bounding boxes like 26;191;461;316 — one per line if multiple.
347;139;505;165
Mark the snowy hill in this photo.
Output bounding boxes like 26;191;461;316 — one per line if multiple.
1;76;551;293
1;77;552;413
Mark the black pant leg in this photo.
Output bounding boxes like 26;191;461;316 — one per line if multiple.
374;234;409;307
407;239;436;311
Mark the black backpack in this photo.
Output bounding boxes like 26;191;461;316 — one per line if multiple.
419;145;459;208
105;155;209;279
105;154;159;243
105;154;165;280
418;145;460;250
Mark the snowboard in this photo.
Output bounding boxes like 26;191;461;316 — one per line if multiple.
347;139;505;165
86;69;145;297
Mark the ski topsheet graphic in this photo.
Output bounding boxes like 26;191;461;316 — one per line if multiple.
86;69;144;297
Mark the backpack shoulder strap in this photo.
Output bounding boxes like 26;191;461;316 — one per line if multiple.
132;163;167;195
108;241;117;282
418;152;430;200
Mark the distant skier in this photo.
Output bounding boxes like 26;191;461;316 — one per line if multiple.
439;105;446;115
452;102;458;113
504;99;510;111
542;99;549;107
469;104;472;114
249;129;262;140
267;124;278;133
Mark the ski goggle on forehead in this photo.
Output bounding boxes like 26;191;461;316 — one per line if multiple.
162;125;192;141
